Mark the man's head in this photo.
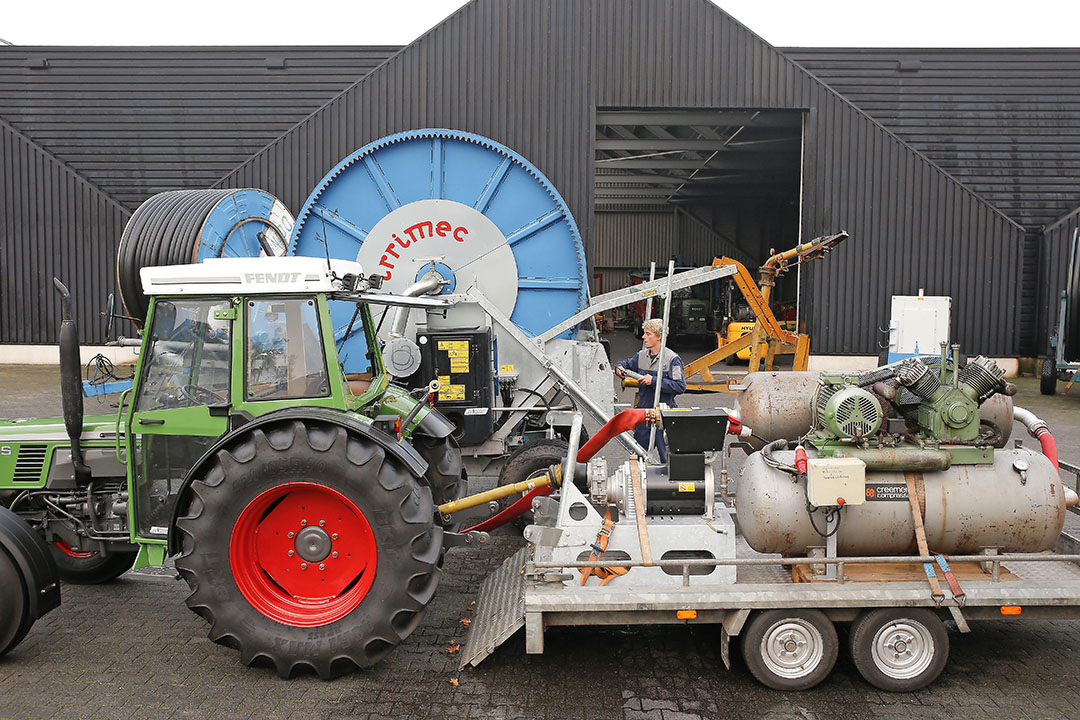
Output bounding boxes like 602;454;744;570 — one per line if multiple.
642;318;663;352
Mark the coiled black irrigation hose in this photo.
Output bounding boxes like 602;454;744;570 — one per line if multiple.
116;189;290;326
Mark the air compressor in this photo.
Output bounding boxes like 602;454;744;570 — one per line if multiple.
733;346;1074;557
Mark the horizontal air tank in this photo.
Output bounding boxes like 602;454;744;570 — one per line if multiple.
736;447;1064;556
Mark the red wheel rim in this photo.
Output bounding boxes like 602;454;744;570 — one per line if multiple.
229;481;378;627
55;540;95;559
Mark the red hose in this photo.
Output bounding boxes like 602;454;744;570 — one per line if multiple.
576;409;650;462
1036;429;1059;470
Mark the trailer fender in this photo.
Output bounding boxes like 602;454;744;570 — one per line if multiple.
412;406;456;439
166;407;428;556
0;506;61;619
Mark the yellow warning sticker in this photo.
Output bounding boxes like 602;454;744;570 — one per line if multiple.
438;340;469;351
500;364;515;374
438;391;465;401
446;349;469;358
447;384;465;393
678;482;696;493
450;360;470;372
438;375;450;386
641;290;657;297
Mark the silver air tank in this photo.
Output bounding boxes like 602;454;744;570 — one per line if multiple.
733;371;1014;448
736;447;1064;556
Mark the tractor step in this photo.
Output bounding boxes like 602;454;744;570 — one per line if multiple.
460;546;528;669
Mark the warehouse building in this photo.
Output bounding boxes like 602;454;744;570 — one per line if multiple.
2;0;1078;360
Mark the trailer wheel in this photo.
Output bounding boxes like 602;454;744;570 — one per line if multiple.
0;548;32;657
742;609;838;691
496;439;569;527
1041;357;1058;395
849;608;948;692
175;419;442;679
50;542;138;584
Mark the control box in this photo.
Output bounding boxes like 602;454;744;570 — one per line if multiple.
418;330;493;446
806;457;866;507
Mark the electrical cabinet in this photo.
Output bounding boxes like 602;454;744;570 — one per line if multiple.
419;330;493;446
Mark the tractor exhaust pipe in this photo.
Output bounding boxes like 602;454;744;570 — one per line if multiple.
53;278;90;483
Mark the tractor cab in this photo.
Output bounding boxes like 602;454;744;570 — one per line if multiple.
127;257;381;546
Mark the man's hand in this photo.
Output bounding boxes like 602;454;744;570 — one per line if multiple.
639;374;653;386
615;365;626;378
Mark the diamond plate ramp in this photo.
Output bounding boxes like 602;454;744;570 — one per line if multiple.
460;547;528;669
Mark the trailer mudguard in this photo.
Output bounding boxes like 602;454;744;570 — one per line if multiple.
166;407;428;556
0;506;60;619
413;406;456;440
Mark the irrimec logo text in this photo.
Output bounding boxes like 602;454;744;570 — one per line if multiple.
378;220;469;281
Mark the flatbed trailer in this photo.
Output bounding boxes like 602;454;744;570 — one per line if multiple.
462;460;1080;692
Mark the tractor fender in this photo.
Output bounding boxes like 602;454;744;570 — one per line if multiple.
167;407;429;556
0;505;61;619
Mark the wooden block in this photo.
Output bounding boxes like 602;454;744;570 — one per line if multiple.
792;561;1019;584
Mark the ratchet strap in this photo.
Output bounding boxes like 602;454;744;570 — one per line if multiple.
904;472;945;606
579;509;629;586
628;457;654;565
904;472;971;631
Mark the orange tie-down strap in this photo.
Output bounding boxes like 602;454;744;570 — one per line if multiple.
579;510;630;586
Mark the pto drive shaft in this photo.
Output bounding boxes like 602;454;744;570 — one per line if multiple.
438;464;562;515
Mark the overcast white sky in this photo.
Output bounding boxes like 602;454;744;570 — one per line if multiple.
1;1;1077;47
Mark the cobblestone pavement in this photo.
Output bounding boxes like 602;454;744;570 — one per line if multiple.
2;344;1080;720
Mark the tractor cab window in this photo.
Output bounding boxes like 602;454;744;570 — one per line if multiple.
135;299;232;412
246;298;330;401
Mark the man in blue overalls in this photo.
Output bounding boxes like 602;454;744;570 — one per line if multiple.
614;318;686;462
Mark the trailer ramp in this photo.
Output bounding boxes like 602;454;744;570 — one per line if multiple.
460;547;528;669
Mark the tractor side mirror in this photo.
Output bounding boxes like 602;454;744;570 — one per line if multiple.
103;293;115;339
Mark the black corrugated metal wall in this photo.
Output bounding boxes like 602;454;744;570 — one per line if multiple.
1043;208;1080;357
217;0;1025;355
1;119;129;344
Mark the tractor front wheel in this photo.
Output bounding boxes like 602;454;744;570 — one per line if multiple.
175;418;442;679
50;542;137;584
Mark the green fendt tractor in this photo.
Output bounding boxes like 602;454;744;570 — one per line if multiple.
0;255;466;678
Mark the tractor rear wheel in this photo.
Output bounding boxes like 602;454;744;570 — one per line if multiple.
50;542;138;584
175;418;442;679
0;548;32;657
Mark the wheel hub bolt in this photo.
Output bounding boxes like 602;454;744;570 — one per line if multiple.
319;520;326;527
300;563;308;570
332;551;339;559
332;533;339;540
319;563;326;570
287;531;294;538
288;550;295;557
300;519;307;527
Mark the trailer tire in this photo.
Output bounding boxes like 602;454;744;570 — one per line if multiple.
175;418;442;679
0;548;32;657
849;608;948;692
741;609;838;691
50;542;138;584
496;439;569;527
1041;357;1058;395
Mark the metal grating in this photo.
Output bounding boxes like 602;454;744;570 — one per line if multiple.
460;546;528;670
13;444;47;482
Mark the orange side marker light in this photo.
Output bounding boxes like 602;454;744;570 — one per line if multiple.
1000;606;1022;616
